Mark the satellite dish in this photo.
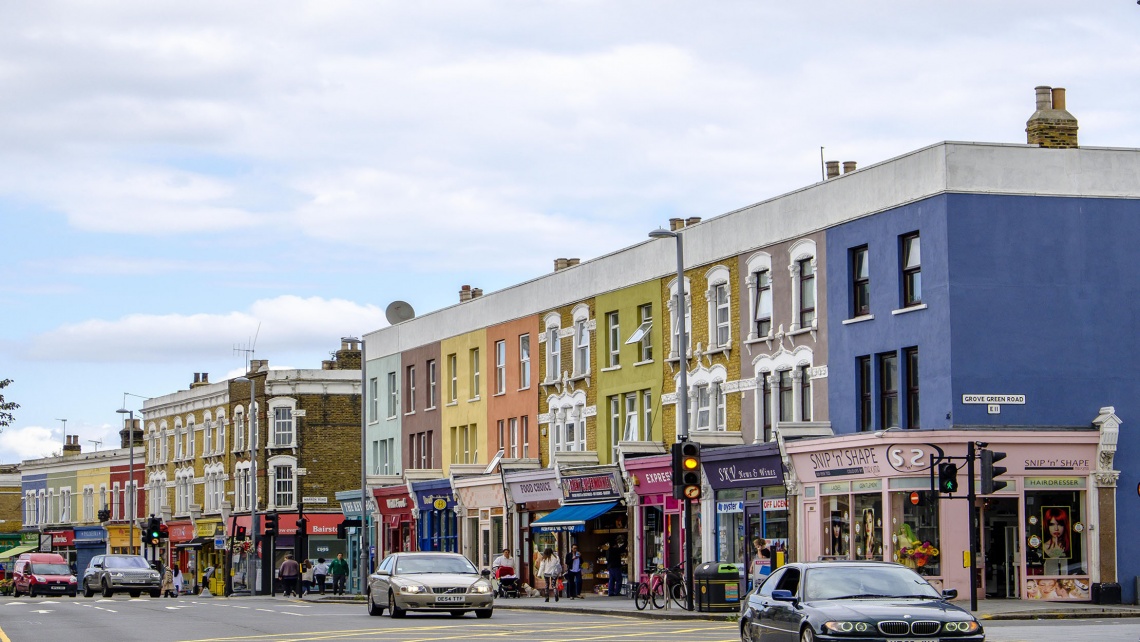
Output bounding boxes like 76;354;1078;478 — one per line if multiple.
385;300;416;325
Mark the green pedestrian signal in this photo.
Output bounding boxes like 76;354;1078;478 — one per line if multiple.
937;462;959;494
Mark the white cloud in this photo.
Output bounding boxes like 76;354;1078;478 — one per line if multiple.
0;425;60;461
21;295;386;363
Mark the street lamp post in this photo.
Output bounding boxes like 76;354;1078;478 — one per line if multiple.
116;408;138;555
648;226;694;610
342;336;369;596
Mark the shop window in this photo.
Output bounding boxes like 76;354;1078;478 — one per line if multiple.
643;506;664;571
854;493;884;560
1025;490;1088;593
716;489;745;564
890;490;940;577
822;494;850;558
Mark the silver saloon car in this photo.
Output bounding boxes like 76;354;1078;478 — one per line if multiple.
367;552;494;619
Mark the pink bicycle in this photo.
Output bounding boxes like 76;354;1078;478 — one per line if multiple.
633;562;687;610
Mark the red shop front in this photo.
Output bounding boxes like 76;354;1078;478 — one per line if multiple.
624;454;685;577
373;485;416;558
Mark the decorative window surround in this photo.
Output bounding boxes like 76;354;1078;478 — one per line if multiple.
788;238;818;333
601;365;622;373
842;314;875;325
705;265;732;351
666;276;692;359
745;251;774;342
891;304;928;315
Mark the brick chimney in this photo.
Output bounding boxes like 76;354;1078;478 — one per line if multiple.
471;288;484;298
842;161;857;174
190;372;210;389
669;217;684;231
63;434;81;456
553;258;569;272
248;359;268;374
334;339;362;370
825;160;840;179
120;418;142;449
459;285;473;301
1026;85;1078;148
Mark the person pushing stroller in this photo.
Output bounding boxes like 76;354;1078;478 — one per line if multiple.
491;548;520;598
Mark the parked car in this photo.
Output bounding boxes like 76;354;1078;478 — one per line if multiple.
366;551;494;619
739;561;984;642
11;553;77;597
82;554;162;598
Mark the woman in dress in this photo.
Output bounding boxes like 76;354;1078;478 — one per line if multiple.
537;548;561;603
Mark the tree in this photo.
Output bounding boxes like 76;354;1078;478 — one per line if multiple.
0;379;18;431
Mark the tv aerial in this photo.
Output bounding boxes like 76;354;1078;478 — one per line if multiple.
385;300;416;325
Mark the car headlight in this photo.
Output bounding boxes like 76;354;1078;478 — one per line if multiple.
944;621;980;633
33;575;45;583
151;572;161;579
469;581;492;594
823;621;872;634
69;577;78;584
111;572;125;578
397;583;428;595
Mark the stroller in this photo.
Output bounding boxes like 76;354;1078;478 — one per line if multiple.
494;565;521;598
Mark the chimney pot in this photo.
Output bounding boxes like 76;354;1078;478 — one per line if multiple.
1051;87;1066;111
1027;84;1078;148
459;285;473;302
686;217;701;227
472;288;483;298
842;161;857;174
669;217;684;231
1035;85;1053;110
193;373;201;384
202;373;208;383
825;160;840;179
554;258;569;272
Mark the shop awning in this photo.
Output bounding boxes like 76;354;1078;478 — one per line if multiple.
176;537;209;549
0;544;38;561
529;501;620;533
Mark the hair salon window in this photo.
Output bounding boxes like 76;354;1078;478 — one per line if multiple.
890;490;940;577
822;494;850;559
1025;488;1087;591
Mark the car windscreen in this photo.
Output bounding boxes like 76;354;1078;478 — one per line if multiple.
803;565;940;601
103;556;150;569
395;555;478;575
31;564;71;575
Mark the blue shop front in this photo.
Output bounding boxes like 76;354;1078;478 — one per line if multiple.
410;478;457;552
73;525;107;575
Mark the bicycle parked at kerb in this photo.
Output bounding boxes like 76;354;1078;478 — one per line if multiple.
633;562;688;610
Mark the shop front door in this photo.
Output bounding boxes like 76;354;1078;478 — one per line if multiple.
745;505;764;589
982;497;1019;599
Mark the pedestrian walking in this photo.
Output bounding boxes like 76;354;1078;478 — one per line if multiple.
329;553;350;595
564;544;583;599
313;557;329;595
161;566;175;598
606;538;626;596
301;560;314;596
172;566;183;597
537;548;562;602
279;554;301;597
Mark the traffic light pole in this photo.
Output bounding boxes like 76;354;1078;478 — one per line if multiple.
966;441;979;612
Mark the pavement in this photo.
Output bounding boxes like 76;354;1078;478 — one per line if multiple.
297;589;1140;621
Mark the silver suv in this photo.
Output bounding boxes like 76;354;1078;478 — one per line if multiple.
82;555;162;598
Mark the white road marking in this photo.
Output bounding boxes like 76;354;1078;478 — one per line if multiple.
30;609;53;614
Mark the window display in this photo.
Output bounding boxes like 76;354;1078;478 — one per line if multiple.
643;506;664;570
889;490;940;576
1024;488;1089;601
822;494;850;558
853;493;883;560
716;489;745;563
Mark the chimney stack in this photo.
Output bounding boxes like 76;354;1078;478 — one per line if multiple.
63;434;81;456
565;258;580;267
669;217;684;231
554;258;569;272
825;161;840;179
120;418;142;449
471;288;484;298
685;217;701;227
459;285;473;302
842;161;857;174
1026;85;1078;148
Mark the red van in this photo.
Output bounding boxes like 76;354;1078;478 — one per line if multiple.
12;552;77;597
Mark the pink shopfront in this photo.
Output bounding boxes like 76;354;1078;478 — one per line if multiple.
624;454;688;573
786;429;1112;602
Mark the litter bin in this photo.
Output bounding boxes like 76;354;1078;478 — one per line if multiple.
695;562;742;612
1092;582;1121;605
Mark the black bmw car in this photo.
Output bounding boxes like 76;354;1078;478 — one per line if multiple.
740;561;984;642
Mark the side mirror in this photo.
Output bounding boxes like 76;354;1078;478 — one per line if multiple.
771;589;797;602
481;569;492;578
374;569;389;576
941;588;958;600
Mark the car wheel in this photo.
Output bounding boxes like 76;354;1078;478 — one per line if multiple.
101;581;114;598
740;617;756;642
83;583;95;598
28;588;36;598
801;626;816;642
149;589;161;598
129;590;141;598
367;591;384;616
68;591;77;598
11;587;20;598
388;591;406;618
475;608;493;619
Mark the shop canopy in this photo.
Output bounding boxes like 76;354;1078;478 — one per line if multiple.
529;501;619;533
0;544;39;561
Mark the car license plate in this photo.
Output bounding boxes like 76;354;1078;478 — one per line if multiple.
50;586;65;591
435;595;465;603
911;639;938;642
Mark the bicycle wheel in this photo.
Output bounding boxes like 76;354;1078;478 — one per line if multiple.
651;581;666;609
669;579;688;610
634;582;650;611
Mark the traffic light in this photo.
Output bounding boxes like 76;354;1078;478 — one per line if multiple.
235;525;248;539
264;512;279;537
671;441;702;500
146;516;162;545
296;517;308;533
97;508;110;522
336;522;347;539
158;523;169;540
937;462;959;494
980;449;1009;494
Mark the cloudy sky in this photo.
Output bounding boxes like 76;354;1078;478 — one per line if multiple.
2;2;1139;464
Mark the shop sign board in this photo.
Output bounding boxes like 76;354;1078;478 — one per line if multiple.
702;454;782;490
561;472;622;502
508;477;562;503
762;498;787;512
717;501;744;513
1024;477;1086;490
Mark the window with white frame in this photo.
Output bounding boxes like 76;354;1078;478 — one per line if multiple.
234;462;250;512
427;359;437;408
148;430;156;461
609;396;620;458
521;415;530;458
273;405;295;447
448;354;458;402
407;364;417;412
789;239;818;332
668;278;692;359
546;325;561;381
204;416;215;455
642;390;653;441
625;303;654;363
39;491;47;526
186;418;195;458
369;377;379;420
233;410;245;452
573;317;590;376
270;458;296;509
519;334;531;389
746;252;773;341
24;491;33;525
705;266;732;350
174;422;184;460
495;340;506;394
509;417;519;458
83;487;94;522
470;347;481;398
607;311;620;367
387;371;398;418
624;392;638;441
216;412;226;454
695;384;711;430
550;402;587;455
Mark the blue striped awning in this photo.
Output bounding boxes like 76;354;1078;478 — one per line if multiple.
529;501;619;533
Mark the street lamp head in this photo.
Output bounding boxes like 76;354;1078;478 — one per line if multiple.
116;408;131;415
648;227;676;239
